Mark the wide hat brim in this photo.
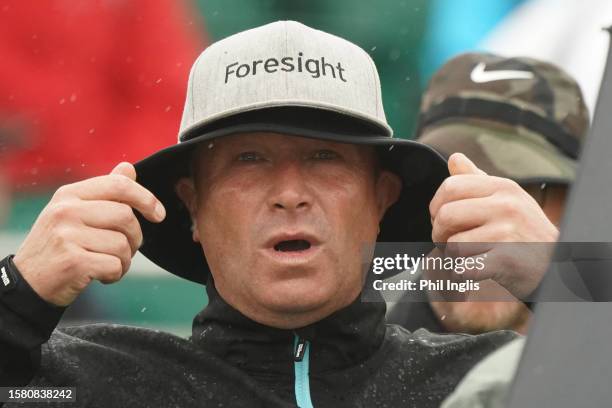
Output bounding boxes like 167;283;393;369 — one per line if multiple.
135;108;449;285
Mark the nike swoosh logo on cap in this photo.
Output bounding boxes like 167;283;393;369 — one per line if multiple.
470;62;535;83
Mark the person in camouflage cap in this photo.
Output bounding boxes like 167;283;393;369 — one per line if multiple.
418;52;588;186
387;52;589;335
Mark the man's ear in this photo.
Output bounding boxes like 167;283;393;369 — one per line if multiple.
375;170;402;220
175;177;200;242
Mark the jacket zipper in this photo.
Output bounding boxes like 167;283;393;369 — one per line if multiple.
293;334;314;408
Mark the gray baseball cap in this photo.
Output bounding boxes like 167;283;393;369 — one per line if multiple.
135;21;448;284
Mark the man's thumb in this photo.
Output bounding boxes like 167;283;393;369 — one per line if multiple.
110;162;137;180
448;153;487;176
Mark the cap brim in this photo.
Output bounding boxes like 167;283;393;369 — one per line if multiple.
419;120;576;185
135;110;448;284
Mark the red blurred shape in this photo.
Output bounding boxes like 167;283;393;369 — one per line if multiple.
0;0;207;191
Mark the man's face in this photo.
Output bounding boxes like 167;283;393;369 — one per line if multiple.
177;132;400;329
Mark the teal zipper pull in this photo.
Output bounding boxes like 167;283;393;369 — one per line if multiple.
293;334;314;408
294;336;307;362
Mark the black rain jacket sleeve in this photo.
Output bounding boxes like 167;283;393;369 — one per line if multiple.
0;255;65;386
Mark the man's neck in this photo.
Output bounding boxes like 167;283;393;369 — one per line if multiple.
191;281;387;374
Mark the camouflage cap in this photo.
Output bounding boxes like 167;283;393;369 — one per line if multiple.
419;118;577;184
417;52;589;184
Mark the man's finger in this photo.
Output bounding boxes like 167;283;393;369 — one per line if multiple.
77;226;133;274
431;198;490;243
57;175;166;223
448;153;487;176
83;251;125;284
110;162;137;181
78;200;143;254
429;174;500;219
449;254;493;283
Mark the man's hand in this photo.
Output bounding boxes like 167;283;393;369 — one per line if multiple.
13;162;166;306
429;153;559;299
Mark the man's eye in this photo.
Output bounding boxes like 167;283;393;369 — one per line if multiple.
312;150;338;160
237;152;262;162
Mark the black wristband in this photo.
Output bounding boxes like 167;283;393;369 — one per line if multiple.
0;254;18;292
0;255;66;336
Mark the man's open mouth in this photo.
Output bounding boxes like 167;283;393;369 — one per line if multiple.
274;239;312;252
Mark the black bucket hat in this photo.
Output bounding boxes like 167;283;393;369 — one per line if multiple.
134;21;448;284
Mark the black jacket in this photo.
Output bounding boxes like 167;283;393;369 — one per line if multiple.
386;300;447;333
0;258;516;407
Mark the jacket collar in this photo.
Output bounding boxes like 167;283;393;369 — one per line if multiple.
191;281;386;375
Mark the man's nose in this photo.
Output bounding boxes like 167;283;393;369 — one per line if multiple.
268;161;312;212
